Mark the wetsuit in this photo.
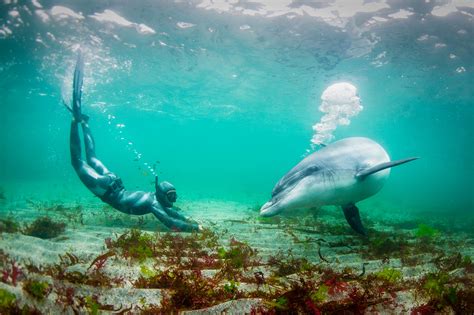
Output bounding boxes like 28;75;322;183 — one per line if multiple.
68;53;199;232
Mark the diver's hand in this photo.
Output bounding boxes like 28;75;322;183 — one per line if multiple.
187;217;204;232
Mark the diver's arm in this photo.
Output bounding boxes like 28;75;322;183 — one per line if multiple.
163;206;189;221
150;203;200;232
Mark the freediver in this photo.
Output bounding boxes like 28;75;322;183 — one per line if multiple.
64;52;201;232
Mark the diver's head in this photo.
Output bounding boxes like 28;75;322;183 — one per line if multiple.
155;176;177;207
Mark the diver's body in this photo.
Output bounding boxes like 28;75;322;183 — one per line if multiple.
67;53;199;232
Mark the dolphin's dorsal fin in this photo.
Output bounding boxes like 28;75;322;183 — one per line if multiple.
356;157;419;180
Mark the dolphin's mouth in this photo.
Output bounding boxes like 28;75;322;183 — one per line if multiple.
259;199;281;216
260;187;295;216
260;181;301;216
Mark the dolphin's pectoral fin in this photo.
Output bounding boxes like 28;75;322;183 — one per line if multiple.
356;157;419;180
342;203;367;236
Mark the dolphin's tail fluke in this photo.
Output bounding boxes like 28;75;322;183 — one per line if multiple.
342;203;366;236
356;157;419;180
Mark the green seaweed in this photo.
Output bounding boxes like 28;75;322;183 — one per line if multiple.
223;280;240;295
267;250;314;277
422;272;450;300
85;296;100;315
107;229;155;262
23;280;51;300
0;217;20;234
416;223;439;239
310;284;329;303
23;216;66;239
363;232;409;259
374;267;403;283
0;288;16;309
140;265;157;278
415;271;474;312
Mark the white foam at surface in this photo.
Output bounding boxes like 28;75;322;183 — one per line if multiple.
388;9;413;19
454;0;474;8
90;9;156;35
431;3;457;17
311;83;363;145
195;0;389;28
90;9;133;27
50;6;84;20
372;16;388;22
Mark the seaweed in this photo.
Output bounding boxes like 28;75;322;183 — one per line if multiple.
0;288;16;310
54;286;77;312
5;219;470;313
373;267;403;284
43;254;123;288
1;259;22;286
421;272;450;301
88;251;115;271
0;217;20;234
85;295;100;315
267;250;314;277
415;224;440;239
137;267;244;311
23;280;51;300
413;271;474;312
106;229;155;262
217;238;260;279
310;284;328;303
23;216;66;239
362;232;409;260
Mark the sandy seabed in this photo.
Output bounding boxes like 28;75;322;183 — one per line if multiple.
0;197;473;314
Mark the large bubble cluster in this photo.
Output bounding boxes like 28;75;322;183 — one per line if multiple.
311;82;362;146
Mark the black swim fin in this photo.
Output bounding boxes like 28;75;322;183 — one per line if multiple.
72;51;84;120
342;203;367;236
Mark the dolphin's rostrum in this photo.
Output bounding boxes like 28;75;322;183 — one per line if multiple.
260;137;418;236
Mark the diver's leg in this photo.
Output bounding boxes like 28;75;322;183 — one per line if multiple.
70;120;83;171
81;122;110;175
70;121;110;196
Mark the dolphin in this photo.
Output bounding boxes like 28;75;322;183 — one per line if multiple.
260;137;418;236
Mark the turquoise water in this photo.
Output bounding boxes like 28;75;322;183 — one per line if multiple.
1;1;474;313
0;1;473;213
